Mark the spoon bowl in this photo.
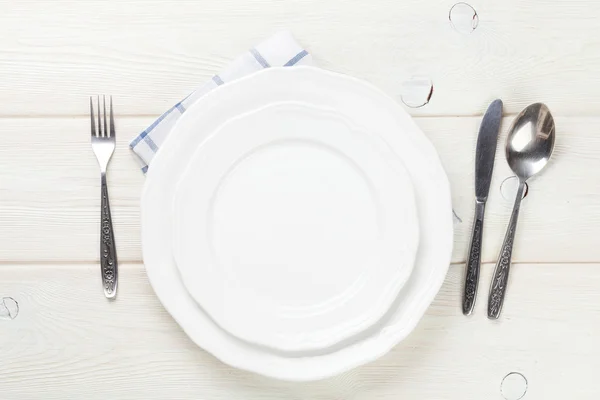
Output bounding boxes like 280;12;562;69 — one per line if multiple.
488;103;555;319
506;103;555;181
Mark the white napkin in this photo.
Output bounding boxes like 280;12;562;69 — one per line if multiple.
129;31;313;173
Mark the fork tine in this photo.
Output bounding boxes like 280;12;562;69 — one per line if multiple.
103;95;108;137
97;95;103;137
109;96;116;138
90;97;96;137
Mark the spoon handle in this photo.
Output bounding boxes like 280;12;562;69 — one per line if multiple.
462;200;485;315
488;181;526;319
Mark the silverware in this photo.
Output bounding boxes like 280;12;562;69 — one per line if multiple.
488;103;555;319
462;99;503;315
90;96;118;299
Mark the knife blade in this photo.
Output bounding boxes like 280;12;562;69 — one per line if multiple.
475;99;503;201
462;99;503;315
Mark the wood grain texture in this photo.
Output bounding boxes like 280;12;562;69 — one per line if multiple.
0;116;148;262
2;0;600;117
1;1;598;396
0;115;598;263
0;262;599;399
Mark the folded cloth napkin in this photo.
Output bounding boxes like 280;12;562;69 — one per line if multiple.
129;31;313;173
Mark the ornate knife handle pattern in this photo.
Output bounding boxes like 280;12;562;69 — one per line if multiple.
462;201;485;315
101;174;118;299
488;181;525;319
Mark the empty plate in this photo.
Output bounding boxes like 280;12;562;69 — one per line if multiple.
141;66;453;381
172;101;420;352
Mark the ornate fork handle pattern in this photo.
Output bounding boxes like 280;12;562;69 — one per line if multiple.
488;181;525;319
101;173;118;298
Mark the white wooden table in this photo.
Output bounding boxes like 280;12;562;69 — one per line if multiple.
1;1;599;398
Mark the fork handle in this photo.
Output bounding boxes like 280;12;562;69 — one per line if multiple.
100;173;118;299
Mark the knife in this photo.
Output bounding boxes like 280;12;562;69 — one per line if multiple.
462;99;503;315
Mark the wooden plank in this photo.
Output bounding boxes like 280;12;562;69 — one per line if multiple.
0;117;149;263
0;262;598;399
0;115;598;263
1;0;600;117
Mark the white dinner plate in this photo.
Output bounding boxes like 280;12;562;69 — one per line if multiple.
172;101;420;352
141;66;453;381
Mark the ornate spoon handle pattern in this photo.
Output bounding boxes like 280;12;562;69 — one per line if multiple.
488;181;525;319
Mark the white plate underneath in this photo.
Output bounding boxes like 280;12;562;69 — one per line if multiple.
172;101;420;353
141;66;453;381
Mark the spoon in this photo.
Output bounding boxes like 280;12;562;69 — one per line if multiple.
487;103;555;319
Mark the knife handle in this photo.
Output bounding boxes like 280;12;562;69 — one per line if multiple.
462;200;485;315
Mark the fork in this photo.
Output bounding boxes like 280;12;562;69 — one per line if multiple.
90;95;118;299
